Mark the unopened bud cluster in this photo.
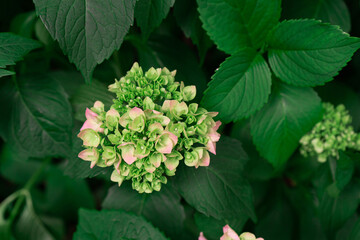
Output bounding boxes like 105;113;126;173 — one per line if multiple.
300;103;360;162
78;63;221;193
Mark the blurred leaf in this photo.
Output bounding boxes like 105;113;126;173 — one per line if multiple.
73;209;168;240
349;217;360;240
0;32;41;77
34;167;95;221
102;183;185;240
173;0;213;63
197;0;281;54
282;0;351;32
319;180;360;235
175;137;256;223
4;74;72;158
194;212;247;240
0;190;55;240
251;82;322;170
255;187;294;240
71;79;114;122
132;34;208;100
267;19;360;87
135;0;175;39
201;48;271;123
33;0;136;83
10;11;36;37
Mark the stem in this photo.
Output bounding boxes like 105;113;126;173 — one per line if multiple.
7;158;51;226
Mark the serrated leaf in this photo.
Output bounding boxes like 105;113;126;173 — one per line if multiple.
201;48;271;123
33;0;136;83
4;74;72;158
282;0;351;32
102;183;185;240
267;19;360;87
73;209;168;240
197;0;281;54
175;137;256;222
251;82;322;169
135;0;175;39
0;32;40;77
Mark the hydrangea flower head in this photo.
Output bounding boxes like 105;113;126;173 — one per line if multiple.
77;63;221;193
300;103;360;162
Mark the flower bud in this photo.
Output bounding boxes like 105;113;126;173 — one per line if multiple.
111;170;124;186
149;152;165;168
164;151;183;171
155;131;178;154
143;96;155;110
78;148;99;168
182;85;196;101
118;143;137;164
77;129;100;147
102;146;119;166
106;109;120;130
145;67;161;81
92;101;105;114
220;225;240;240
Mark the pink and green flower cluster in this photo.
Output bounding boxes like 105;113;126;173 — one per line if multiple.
77;63;221;193
199;225;264;240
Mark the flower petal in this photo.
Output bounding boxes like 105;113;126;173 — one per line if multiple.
198;232;207;240
129;107;144;119
220;225;240;240
207;140;216;155
85;108;98;120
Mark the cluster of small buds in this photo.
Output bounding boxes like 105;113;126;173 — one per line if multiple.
108;62;196;115
300;103;360;162
198;225;264;240
78;63;221;193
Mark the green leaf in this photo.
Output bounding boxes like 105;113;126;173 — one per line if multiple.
267;19;360;87
0;32;40;77
197;0;281;54
201;48;271;122
135;0;175;39
73;209;168;240
173;0;213;63
4;74;73;158
175;137;256;222
282;0;351;32
102;183;185;240
251;82;322;169
33;0;136;83
0;190;55;240
131;34;208;101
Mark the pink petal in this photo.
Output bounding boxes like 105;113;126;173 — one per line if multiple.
207;141;216;155
85;108;98;120
157;142;174;154
220;225;240;240
90;161;96;168
167;131;178;145
129;107;144;119
80;119;103;132
208;132;221;142
93;101;104;108
214;121;222;131
122;152;137;165
199;151;210;167
107;109;120;117
198;232;207;240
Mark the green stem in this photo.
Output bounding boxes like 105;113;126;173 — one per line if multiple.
7;158;51;226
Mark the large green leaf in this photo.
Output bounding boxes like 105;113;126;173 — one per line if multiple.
73;209;168;240
4;74;72;158
282;0;351;32
135;0;175;39
102;183;185;240
201;48;271;123
251;82;322;169
0;32;40;77
197;0;281;54
175;137;256;223
349;217;360;240
267;19;360;87
33;0;136;83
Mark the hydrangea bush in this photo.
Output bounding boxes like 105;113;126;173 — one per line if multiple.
77;63;221;193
